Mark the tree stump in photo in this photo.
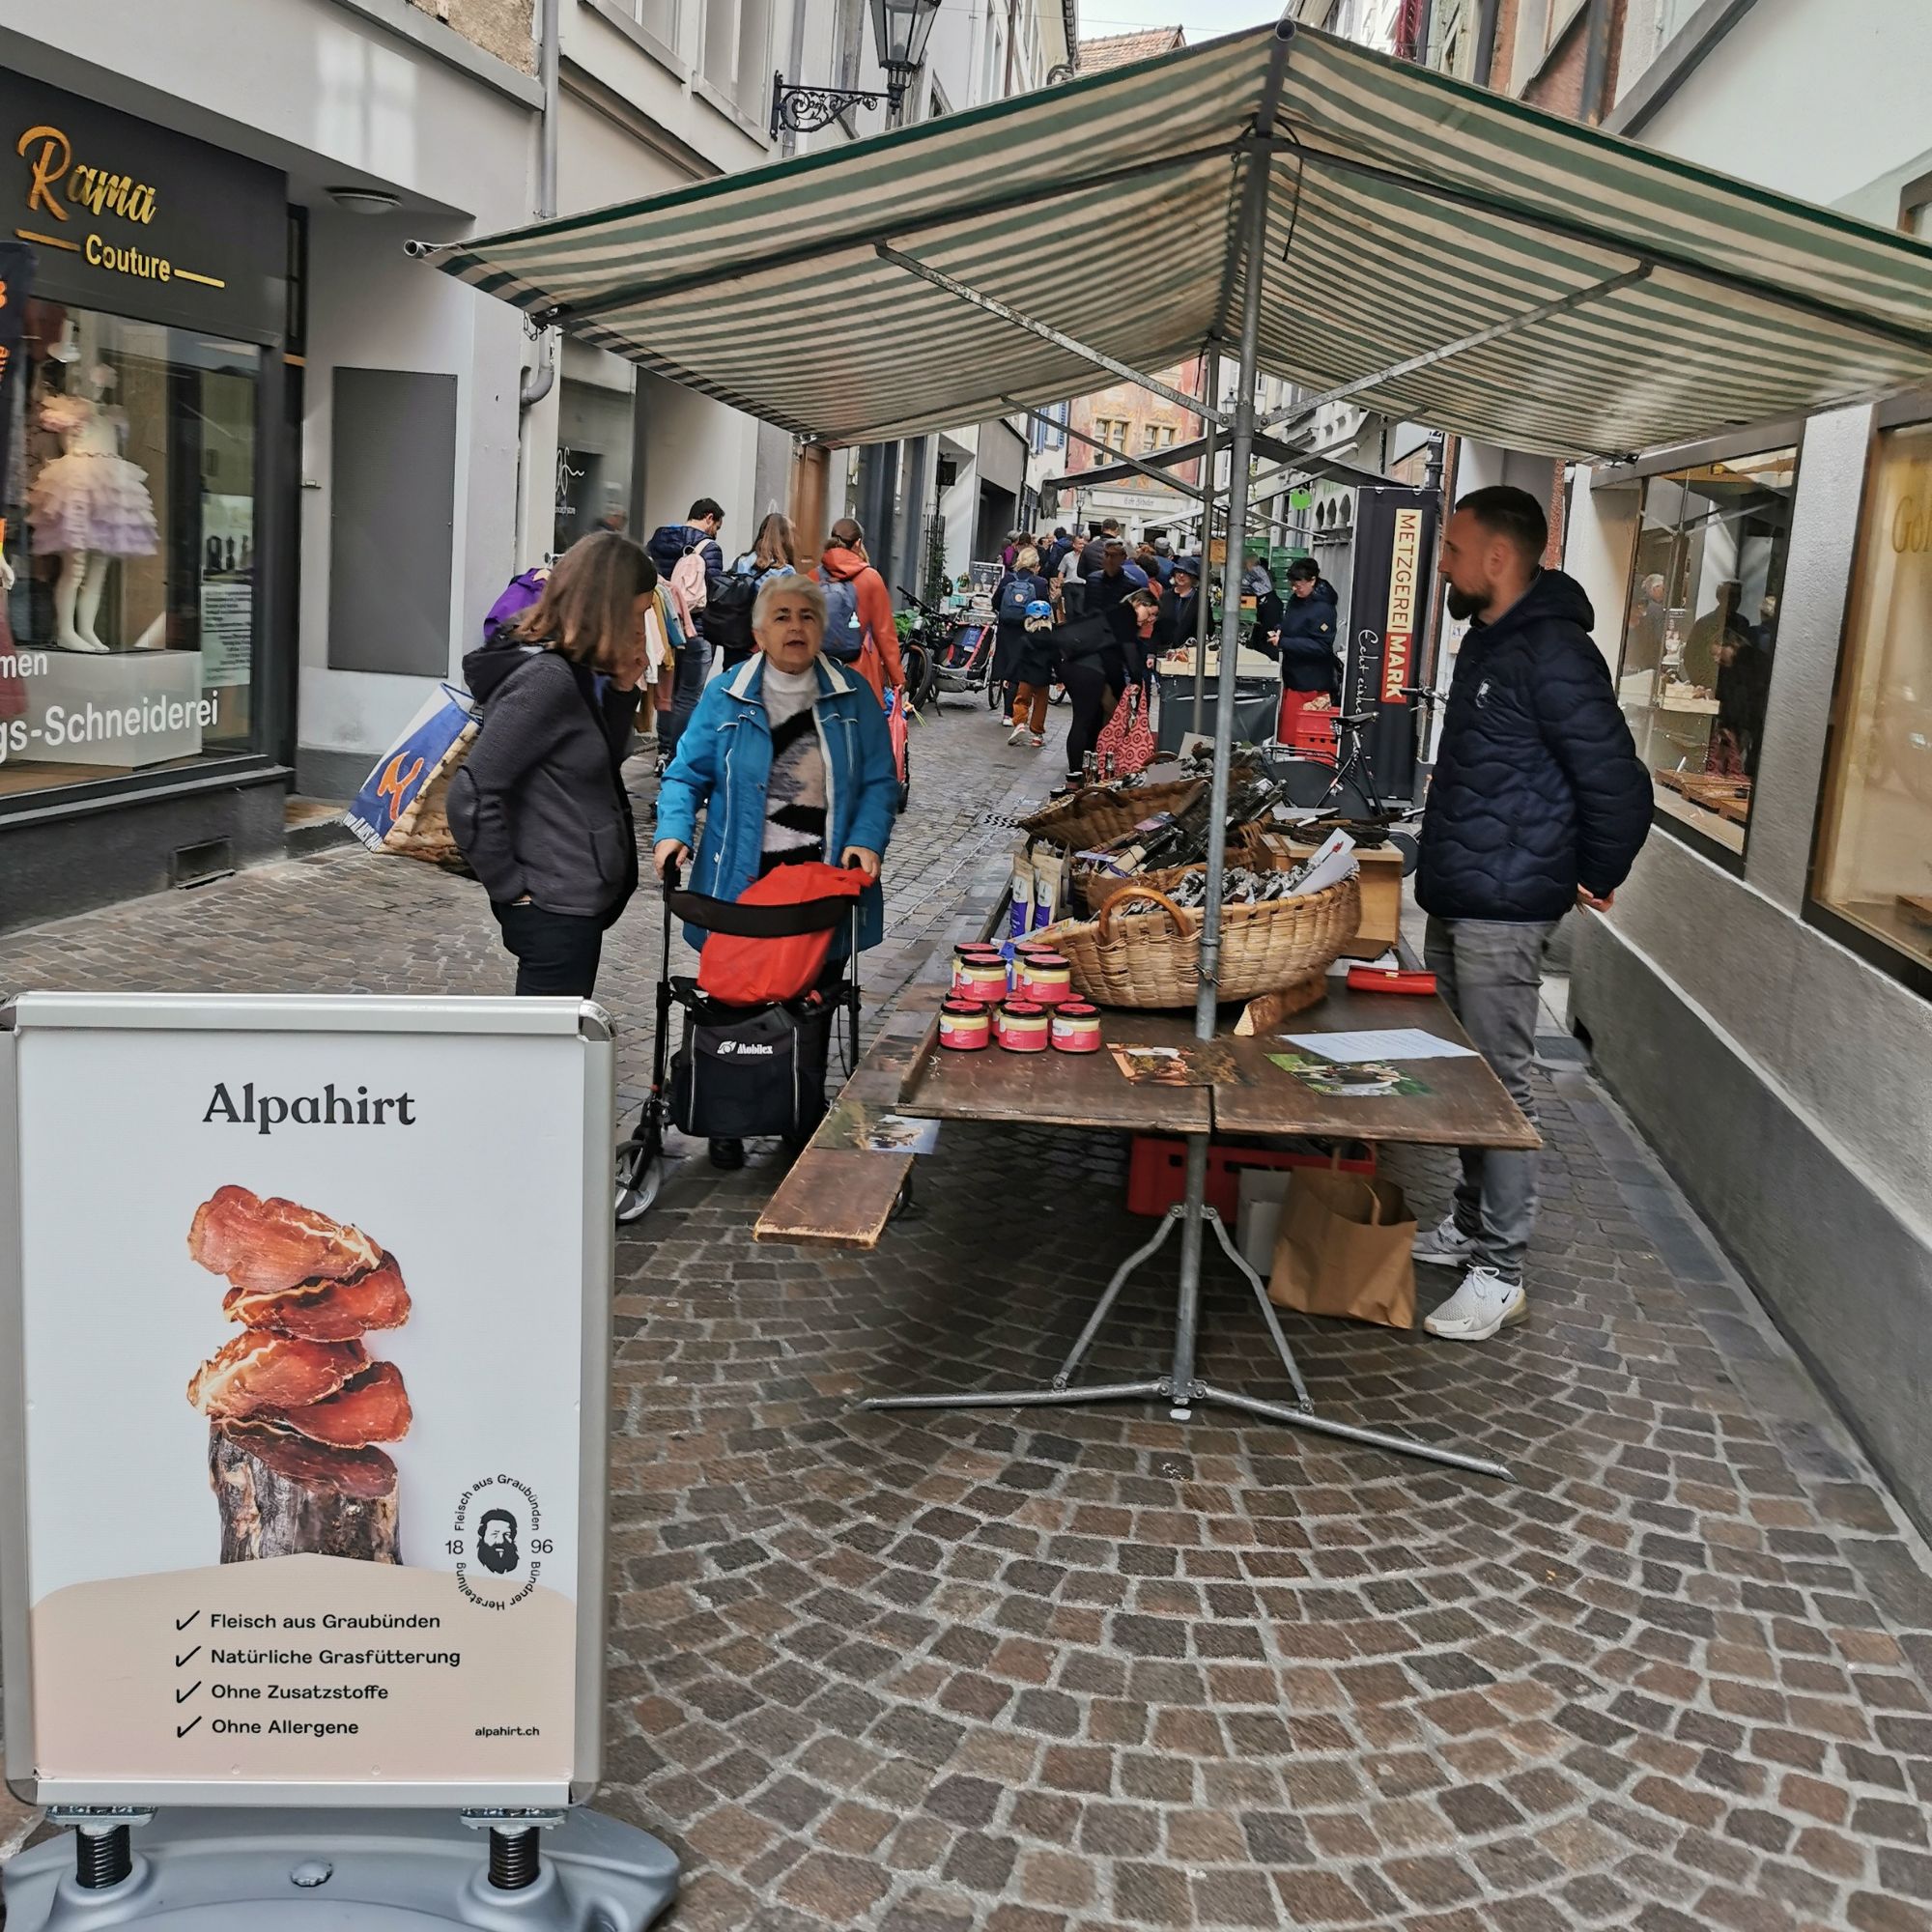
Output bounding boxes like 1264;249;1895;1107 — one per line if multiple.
209;1423;400;1564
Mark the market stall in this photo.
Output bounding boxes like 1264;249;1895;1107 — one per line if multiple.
428;15;1932;1463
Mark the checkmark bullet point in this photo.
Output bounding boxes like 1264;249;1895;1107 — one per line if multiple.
177;1716;203;1739
176;1611;200;1631
176;1647;200;1668
176;1681;201;1704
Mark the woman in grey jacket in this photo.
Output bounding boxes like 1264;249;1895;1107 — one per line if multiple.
448;531;656;997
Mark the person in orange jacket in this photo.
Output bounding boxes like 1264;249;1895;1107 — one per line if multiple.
814;518;905;707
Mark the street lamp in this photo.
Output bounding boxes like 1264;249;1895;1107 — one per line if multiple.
770;0;942;140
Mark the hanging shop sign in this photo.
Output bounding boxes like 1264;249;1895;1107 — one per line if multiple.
0;993;615;1808
1345;488;1439;805
0;73;284;341
1378;506;1425;704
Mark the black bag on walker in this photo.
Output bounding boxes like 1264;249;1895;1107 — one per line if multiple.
668;995;833;1141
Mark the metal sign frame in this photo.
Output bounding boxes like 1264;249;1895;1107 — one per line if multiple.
0;992;616;1812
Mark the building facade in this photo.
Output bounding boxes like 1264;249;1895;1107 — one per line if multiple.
0;0;1072;933
1550;0;1932;1534
0;0;536;930
1056;356;1209;550
803;3;1076;596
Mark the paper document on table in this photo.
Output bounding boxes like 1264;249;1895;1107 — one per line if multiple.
1283;1028;1480;1063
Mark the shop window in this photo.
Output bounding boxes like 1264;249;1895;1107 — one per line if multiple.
0;301;260;802
1813;420;1932;982
1613;444;1798;857
701;0;770;109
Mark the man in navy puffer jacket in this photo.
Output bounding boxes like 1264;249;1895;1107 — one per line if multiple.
1414;486;1651;1344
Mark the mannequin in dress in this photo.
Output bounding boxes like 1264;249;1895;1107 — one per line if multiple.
28;367;159;653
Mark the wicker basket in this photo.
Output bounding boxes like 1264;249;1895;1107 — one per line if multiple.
1041;872;1362;1009
1018;779;1205;849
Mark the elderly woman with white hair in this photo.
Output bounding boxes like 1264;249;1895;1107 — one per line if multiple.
653;571;899;1167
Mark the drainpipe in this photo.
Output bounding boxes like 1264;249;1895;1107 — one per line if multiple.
520;0;559;410
1471;0;1500;85
1580;0;1615;124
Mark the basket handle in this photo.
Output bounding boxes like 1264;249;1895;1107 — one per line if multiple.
1097;885;1194;942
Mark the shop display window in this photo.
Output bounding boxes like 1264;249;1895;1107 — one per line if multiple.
1814;420;1932;981
1614;445;1799;856
0;300;259;802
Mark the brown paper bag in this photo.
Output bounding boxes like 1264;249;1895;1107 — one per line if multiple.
1266;1161;1417;1330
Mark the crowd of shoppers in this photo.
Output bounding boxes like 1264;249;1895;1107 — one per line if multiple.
435;472;1660;1376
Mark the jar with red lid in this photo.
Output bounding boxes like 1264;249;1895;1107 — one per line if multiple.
953;955;1009;1005
938;999;992;1050
1018;951;1072;1006
1049;1002;1102;1052
996;1001;1051;1052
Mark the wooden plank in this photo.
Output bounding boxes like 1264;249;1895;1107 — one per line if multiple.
755;880;1007;1248
1210;982;1540;1150
755;1150;912;1249
898;1009;1214;1133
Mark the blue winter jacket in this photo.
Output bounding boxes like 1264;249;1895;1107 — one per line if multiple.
1417;570;1652;924
655;653;898;952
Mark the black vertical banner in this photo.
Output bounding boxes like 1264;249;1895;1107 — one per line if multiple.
0;242;35;549
1344;486;1439;805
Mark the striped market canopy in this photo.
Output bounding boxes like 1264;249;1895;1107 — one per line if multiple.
437;21;1932;460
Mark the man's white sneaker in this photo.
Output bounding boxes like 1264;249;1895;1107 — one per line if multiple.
1007;724;1028;746
1412;1215;1481;1267
1424;1266;1528;1343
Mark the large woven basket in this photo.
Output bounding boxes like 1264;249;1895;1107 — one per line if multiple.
1042;872;1361;1009
1018;779;1205;849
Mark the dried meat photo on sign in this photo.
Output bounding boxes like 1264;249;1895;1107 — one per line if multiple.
185;1187;413;1563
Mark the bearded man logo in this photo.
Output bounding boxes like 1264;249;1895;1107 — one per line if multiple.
476;1508;520;1575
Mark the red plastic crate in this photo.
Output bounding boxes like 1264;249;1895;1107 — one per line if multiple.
1125;1135;1377;1221
1277;693;1339;758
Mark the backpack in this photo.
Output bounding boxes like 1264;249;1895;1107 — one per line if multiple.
482;564;549;645
705;563;763;659
669;544;710;616
999;573;1036;623
822;574;865;662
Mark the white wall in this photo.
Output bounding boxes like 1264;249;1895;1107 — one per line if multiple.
298;207;527;765
1637;0;1932;219
0;0;535;218
1562;469;1641;672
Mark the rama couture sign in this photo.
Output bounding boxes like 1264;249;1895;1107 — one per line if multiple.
0;71;284;340
0;993;615;1807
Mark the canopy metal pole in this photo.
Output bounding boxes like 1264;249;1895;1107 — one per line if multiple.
1190;415;1217;739
1004;398;1211;504
1169;90;1274;1415
1257;264;1654;441
876;244;1228;424
854;20;1513;1486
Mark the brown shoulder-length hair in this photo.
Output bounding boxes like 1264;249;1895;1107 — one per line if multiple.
516;530;657;669
751;512;797;572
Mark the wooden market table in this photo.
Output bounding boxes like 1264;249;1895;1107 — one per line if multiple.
756;859;1536;1483
896;980;1537;1152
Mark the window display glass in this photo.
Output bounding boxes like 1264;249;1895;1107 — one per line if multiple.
0;300;259;801
1814;420;1932;979
1614;445;1799;855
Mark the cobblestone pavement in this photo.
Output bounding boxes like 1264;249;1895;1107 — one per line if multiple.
5;702;1932;1931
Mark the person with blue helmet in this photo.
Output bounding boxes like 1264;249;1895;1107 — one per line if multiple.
990;545;1052;728
1007;592;1061;748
